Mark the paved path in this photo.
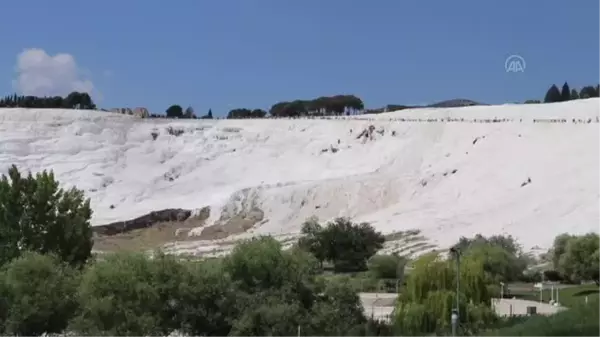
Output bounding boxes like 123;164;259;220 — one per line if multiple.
492;298;565;316
359;293;566;322
359;293;397;322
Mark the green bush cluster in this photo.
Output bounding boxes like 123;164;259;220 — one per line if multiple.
1;165;599;336
0;239;384;336
0;92;96;109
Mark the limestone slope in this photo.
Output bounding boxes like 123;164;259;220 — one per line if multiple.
0;99;598;255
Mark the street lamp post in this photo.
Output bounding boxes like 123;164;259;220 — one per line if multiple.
449;247;461;336
451;309;458;337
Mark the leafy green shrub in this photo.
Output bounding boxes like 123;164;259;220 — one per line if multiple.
0;252;79;336
298;217;385;273
392;252;497;335
0;165;93;267
319;273;382;292
368;254;407;280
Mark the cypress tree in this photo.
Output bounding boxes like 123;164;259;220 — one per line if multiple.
570;88;580;100
579;86;595;98
544;84;562;103
560;82;571;102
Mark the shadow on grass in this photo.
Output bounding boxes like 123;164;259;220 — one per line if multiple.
572;289;599;297
506;293;532;300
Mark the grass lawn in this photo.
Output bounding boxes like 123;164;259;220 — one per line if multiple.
486;296;599;336
506;283;599;308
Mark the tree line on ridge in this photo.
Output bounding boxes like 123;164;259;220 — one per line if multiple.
0;82;599;118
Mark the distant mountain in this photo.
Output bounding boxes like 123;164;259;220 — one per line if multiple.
363;99;486;114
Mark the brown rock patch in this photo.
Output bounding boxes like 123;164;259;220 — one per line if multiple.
93;206;211;253
196;207;265;240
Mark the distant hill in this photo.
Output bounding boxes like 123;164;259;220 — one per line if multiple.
0;99;598;257
363;99;485;114
426;99;485;108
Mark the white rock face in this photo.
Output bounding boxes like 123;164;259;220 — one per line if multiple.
0;99;598;256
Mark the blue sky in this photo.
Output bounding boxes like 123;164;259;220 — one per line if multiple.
0;0;598;116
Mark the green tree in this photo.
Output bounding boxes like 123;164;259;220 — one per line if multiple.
579;85;598;98
560;82;571;102
0;228;379;335
297;216;326;268
392;252;497;335
452;234;527;282
251;109;267;118
69;251;238;336
166;104;184;118
63;91;96;109
0;92;95;109
368;254;407;280
269;95;364;117
70;252;174;335
184;106;195;119
307;278;367;335
544;84;562;103
227;108;266;119
78;92;96;109
325;218;385;272
224;236;368;336
227;108;251;119
298;217;385;273
0;165;93;267
465;244;527;283
0;252;79;336
550;233;574;269
555;233;599;283
174;257;237;336
570;88;580;100
224;236;319;293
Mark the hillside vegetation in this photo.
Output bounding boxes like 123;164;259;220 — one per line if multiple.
0;166;598;335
